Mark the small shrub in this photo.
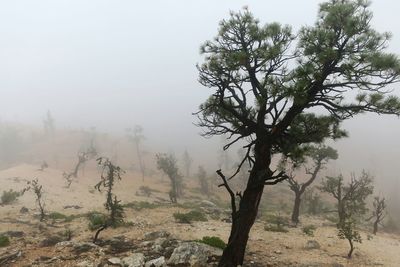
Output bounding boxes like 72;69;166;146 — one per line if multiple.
0;235;10;247
197;236;226;249
264;213;289;233
48;212;68;220
138;186;157;197
264;224;289;233
123;201;160;211
302;225;316;236
63;229;73;241
1;189;21;204
173;210;207;223
87;212;107;231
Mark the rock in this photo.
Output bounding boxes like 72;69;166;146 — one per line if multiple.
76;260;94;267
305;240;321;250
39;235;64;247
19;207;29;213
63;205;83;209
145;256;166;267
108;257;122;265
167;242;222;267
274;250;282;254
200;200;217;207
121;253;145;267
105;237;136;254
1;231;24;238
144;231;170;241
73;242;100;254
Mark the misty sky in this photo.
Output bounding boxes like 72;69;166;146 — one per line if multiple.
0;0;400;191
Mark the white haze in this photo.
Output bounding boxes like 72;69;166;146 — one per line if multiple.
0;1;399;201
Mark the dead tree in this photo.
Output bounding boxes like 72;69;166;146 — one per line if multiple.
67;147;97;178
23;179;46;221
367;196;386;235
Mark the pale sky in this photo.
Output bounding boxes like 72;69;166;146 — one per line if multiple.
0;0;399;194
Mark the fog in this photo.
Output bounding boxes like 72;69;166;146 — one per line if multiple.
0;1;399;199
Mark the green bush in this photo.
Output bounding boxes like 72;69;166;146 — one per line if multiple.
0;235;10;247
173;210;207;223
197;236;226;249
1;189;21;204
302;225;316;236
87;212;107;230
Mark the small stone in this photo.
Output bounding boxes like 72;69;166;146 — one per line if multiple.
19;207;29;213
144;256;166;267
108;257;122;265
305;240;320;250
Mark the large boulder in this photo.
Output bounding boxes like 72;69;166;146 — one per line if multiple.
167;242;222;267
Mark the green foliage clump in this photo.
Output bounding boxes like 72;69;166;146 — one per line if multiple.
338;219;362;258
302;225;317;236
87;212;107;231
1;189;21;204
197;236;226;249
173;210;208;223
0;235;10;247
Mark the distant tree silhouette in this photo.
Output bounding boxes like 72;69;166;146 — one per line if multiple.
320;172;373;258
281;145;338;225
127;125;146;181
156;153;183;203
182;149;193;178
367;196;386;235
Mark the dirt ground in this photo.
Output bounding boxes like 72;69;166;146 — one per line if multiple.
0;164;399;266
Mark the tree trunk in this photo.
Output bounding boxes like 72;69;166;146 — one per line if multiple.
218;143;270;267
218;181;264;266
347;239;354;258
373;220;378;235
291;192;301;226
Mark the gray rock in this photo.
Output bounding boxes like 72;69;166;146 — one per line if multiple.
167;242;222;267
108;257;122;265
19;207;29;213
144;231;170;241
200;200;217;207
121;253;145;267
76;260;94;267
305;240;321;250
1;231;24;238
145;256;166;267
39;235;64;247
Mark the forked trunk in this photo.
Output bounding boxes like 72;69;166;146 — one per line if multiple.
291;192;301;226
218;144;271;266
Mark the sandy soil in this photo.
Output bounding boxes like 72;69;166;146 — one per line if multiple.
0;164;399;266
